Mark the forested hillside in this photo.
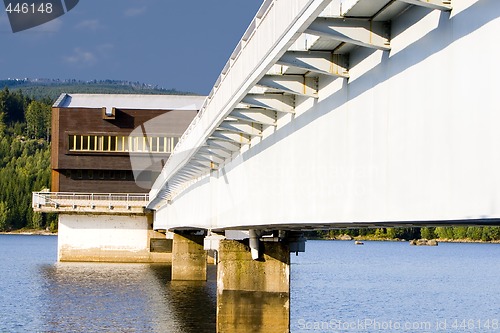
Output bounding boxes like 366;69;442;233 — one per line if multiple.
1;78;195;100
0;87;54;231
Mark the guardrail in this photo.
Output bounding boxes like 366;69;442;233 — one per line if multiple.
32;192;149;213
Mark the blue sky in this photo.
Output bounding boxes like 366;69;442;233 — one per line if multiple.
0;0;263;94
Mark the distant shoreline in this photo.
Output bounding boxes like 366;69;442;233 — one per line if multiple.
0;230;57;236
307;236;500;244
427;238;500;244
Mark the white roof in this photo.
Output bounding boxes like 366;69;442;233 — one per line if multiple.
53;93;206;111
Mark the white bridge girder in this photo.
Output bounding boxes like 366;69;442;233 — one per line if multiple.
305;18;391;50
189;160;217;170
229;108;277;126
257;75;319;98
199;146;233;159
206;139;241;152
241;94;296;113
398;0;452;11
277;51;349;78
210;131;252;145
217;120;263;137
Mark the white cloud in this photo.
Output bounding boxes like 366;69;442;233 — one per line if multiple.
62;44;115;67
75;19;102;31
63;47;97;66
124;6;147;17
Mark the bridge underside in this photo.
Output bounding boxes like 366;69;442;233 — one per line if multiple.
209;220;500;233
151;0;500;234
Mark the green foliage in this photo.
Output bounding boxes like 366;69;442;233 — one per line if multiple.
435;227;454;239
0;110;5;134
25;100;51;139
466;227;483;240
0;201;10;231
453;227;468;239
0;87;29;123
420;227;435;239
0;91;55;230
30;212;43;229
312;226;500;242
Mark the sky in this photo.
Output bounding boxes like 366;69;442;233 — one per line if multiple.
0;0;263;95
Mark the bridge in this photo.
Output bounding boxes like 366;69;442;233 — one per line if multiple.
143;0;500;331
33;0;500;332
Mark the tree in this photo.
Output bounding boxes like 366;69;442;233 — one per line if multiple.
466;227;483;240
0;86;8;112
25;100;50;139
1;88;28;123
31;212;43;229
453;227;468;240
0;201;10;231
0;110;5;135
435;227;454;239
0;88;8;133
420;227;435;239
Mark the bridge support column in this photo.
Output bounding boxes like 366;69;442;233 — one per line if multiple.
216;239;290;333
171;231;207;281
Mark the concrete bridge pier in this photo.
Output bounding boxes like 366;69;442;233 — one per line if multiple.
216;239;290;333
171;231;207;281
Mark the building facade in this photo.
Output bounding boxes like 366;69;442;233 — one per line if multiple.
51;93;205;193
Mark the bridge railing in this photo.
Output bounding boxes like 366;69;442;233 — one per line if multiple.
32;192;149;212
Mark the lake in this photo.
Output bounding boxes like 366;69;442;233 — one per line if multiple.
0;235;498;332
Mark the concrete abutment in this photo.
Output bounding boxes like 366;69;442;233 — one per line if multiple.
57;213;172;263
171;231;207;281
216;239;290;333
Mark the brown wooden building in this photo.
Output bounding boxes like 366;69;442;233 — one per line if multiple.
51;94;205;193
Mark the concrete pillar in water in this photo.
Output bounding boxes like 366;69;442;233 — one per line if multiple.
57;213;171;263
171;231;207;281
217;239;290;333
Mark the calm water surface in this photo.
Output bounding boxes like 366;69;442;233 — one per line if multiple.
0;235;499;332
291;240;500;332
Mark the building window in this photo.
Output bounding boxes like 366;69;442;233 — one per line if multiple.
67;169;134;181
68;135;180;153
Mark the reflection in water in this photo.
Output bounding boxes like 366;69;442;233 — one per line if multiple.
39;263;217;333
154;265;217;333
